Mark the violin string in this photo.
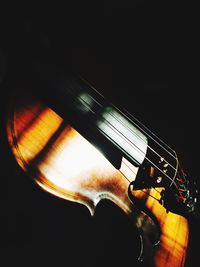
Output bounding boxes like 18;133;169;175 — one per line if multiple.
76;91;176;184
77;90;178;170
77;93;178;182
100;118;175;184
170;150;178;186
140;188;161;201
119;165;162;202
80;77;176;156
105;109;178;169
62;85;178;185
119;170;131;183
153;187;162;194
10;106;163;204
72;92;177;185
120;160;137;178
101;108;179;186
116;106;176;156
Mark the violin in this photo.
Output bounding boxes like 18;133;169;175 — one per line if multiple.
5;65;199;267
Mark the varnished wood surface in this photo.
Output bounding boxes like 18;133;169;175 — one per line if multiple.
6;93;190;266
1;8;200;267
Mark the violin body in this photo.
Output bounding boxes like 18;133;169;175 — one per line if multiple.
2;9;200;267
6;74;193;266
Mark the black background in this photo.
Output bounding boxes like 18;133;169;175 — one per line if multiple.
1;5;199;267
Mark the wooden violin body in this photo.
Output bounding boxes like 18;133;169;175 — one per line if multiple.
6;84;190;266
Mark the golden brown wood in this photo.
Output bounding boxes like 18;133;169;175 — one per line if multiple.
6;94;189;266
